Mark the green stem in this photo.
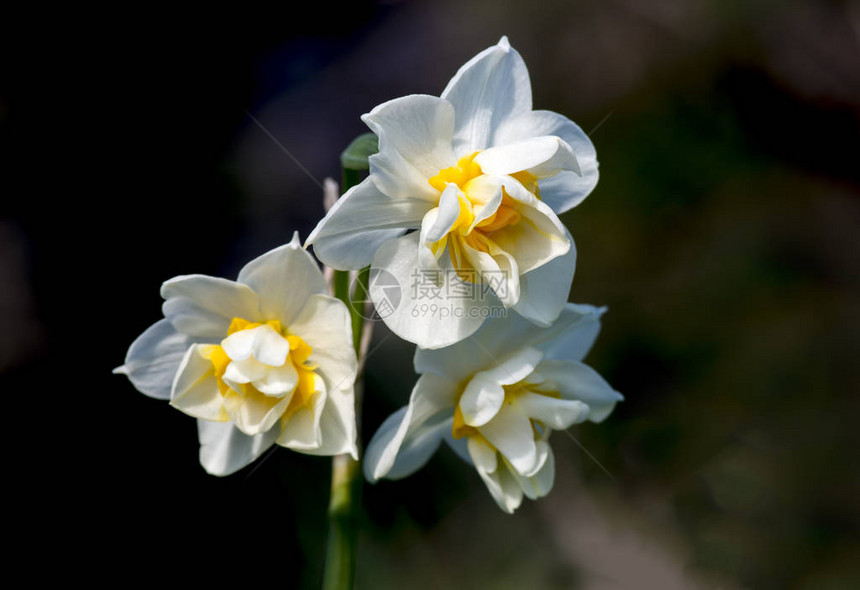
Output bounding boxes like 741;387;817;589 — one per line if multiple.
322;168;366;590
333;268;351;305
323;453;361;590
351;267;370;352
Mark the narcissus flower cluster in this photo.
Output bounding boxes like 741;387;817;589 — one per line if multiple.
117;37;621;514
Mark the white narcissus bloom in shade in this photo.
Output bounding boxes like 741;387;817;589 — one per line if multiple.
114;233;358;476
363;303;622;514
306;36;598;349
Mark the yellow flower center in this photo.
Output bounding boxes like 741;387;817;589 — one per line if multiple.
428;152;484;193
200;317;319;423
427;153;542;282
451;403;477;440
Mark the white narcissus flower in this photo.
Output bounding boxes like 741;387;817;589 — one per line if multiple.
363;303;622;514
115;233;358;476
306;36;598;349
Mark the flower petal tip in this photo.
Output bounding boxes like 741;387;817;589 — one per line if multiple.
365;463;384;484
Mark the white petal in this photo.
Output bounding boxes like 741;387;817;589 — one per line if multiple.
414;302;602;382
462;176;503;230
363;372;459;482
424;184;462;243
532;443;556;497
474;135;580;178
236;233;326;325
416;209;444;276
223;388;289;436
459;347;543;427
169;344;229;421
223;358;272;390
306;177;429;271
539;171;595;216
481;346;544;386
512;443;555;500
277;406;316;449
441;36;532;155
369;232;486;349
414;346;490;387
515;392;589;430
252;362;298;396
476;458;524;514
362;94;456;192
511;230;576;327
467;435;497;474
161;275;261;339
114;319;190;400
454;232;521;308
170;345;212;400
537;360;623;423
412;314;541;384
489;179;571;274
493;110;598;214
385;416;452;480
288;294;357;396
538;303;607;362
459;376;504;428
529;438;551;476
364;408;407;480
251;324;290;366
277;379;328;451
299;381;358;458
197;419;279;476
221;326;263;362
478;403;538;476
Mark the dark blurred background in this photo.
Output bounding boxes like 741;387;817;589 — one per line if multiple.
4;0;859;587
